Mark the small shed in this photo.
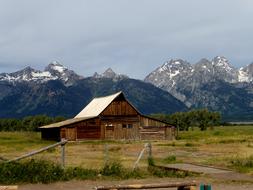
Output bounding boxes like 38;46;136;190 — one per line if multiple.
40;91;176;141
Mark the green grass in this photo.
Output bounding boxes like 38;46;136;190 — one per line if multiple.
230;155;253;172
178;125;253;144
162;155;177;164
0;132;53;146
0;132;56;161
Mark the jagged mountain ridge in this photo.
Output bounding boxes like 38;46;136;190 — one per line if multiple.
144;56;253;119
0;63;187;118
93;68;128;81
0;61;83;86
1;57;253;120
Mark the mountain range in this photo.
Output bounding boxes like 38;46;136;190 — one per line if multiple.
145;56;253;120
0;62;186;118
1;56;253;121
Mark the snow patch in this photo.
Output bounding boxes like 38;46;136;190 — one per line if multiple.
238;68;249;82
32;71;52;78
168;70;180;79
51;65;66;73
174;61;181;65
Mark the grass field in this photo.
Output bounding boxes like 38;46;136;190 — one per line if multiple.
0;126;253;174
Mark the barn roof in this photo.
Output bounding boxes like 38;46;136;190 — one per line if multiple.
39;116;95;129
75;91;124;118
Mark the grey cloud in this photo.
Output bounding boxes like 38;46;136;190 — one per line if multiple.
0;0;253;78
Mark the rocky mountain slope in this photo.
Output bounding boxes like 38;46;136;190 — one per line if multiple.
0;63;186;118
144;56;253;119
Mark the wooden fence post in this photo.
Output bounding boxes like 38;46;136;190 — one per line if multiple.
147;142;152;158
133;143;149;170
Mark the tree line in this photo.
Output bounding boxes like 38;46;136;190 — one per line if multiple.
0;115;65;131
151;109;221;131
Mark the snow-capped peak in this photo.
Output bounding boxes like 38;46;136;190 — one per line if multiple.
0;66;56;83
158;59;191;73
144;59;192;92
212;56;234;72
45;61;67;73
0;61;83;85
238;63;253;82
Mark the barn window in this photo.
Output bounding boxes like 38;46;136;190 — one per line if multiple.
127;124;133;129
122;124;127;128
105;123;114;130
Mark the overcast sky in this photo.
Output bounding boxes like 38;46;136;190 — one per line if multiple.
0;0;253;79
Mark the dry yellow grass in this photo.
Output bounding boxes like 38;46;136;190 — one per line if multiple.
0;126;253;172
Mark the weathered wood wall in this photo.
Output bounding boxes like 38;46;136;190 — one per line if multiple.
101;98;138;116
139;116;175;140
101;123;139;140
60;118;101;140
140;116;167;127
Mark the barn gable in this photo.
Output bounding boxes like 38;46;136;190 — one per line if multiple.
100;93;138;116
75;91;139;118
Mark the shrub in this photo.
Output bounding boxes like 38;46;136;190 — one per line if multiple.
101;161;123;176
147;157;155;166
163;155;177;164
64;167;98;180
0;159;64;184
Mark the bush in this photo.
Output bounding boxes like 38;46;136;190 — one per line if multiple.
163;155;177;164
0;159;64;184
101;161;123;176
147;157;155;166
0;159;100;184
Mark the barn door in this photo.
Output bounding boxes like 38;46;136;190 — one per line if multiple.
105;125;114;139
66;128;76;140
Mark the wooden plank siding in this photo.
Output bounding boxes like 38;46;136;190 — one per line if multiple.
101;123;139;140
59;118;101;140
101;99;138;116
140;116;175;140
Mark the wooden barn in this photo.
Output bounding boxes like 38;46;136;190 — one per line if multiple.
40;92;176;141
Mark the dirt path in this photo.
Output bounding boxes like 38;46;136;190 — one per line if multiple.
163;163;253;182
164;163;232;174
